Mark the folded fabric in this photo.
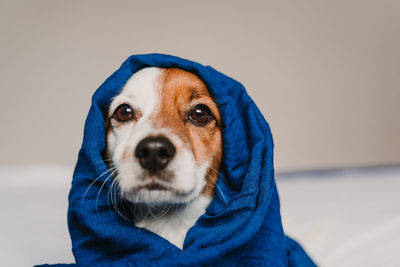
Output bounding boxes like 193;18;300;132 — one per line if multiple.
37;54;316;266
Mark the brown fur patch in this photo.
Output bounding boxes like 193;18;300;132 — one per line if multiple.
153;68;223;196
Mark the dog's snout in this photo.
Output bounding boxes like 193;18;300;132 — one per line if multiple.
135;136;176;174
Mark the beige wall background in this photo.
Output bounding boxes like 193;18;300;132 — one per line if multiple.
1;0;399;172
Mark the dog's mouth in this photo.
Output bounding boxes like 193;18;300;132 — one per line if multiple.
140;182;168;191
126;181;195;197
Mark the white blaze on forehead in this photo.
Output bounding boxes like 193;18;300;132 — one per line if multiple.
109;67;162;119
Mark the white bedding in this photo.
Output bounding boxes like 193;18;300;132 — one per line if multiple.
0;165;399;266
277;167;400;266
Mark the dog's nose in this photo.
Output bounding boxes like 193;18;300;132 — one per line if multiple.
135;136;176;174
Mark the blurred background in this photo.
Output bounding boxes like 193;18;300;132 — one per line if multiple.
1;1;399;266
1;0;399;171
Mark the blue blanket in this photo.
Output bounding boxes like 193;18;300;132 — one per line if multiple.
39;54;316;266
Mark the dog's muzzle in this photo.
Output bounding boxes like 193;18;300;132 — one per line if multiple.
135;136;176;174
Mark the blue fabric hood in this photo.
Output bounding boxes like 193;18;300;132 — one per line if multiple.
40;54;316;266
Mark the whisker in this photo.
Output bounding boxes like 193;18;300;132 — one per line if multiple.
207;166;228;205
156;204;171;219
109;175;130;221
137;208;151;231
94;158;114;164
216;183;228;204
95;168;118;212
81;166;117;204
91;158;115;167
207;165;229;187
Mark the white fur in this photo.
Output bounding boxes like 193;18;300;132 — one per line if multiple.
136;195;212;249
107;67;212;248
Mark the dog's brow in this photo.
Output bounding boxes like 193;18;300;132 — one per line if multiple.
190;87;207;101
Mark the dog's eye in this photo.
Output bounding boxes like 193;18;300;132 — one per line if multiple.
188;104;213;125
113;104;134;122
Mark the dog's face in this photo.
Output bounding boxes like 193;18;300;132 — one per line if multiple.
106;67;222;206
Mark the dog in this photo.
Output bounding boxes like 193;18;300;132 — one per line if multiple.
105;67;223;249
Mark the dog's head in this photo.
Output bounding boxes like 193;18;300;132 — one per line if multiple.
105;67;222;206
